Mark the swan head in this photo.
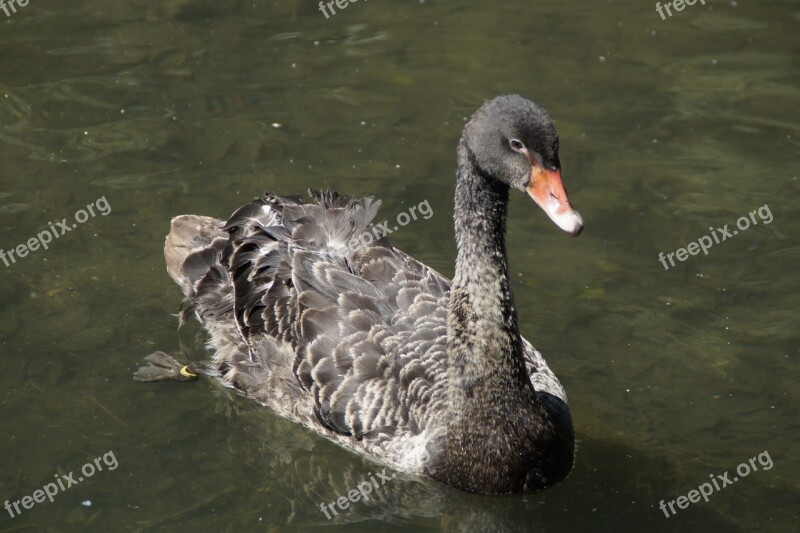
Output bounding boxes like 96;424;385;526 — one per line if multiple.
462;94;583;236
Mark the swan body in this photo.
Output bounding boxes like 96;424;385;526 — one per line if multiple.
137;95;583;494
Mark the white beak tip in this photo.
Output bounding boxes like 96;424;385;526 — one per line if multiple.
551;209;583;236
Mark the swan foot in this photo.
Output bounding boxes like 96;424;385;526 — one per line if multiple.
133;351;202;382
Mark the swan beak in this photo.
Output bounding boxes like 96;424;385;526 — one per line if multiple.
526;166;583;236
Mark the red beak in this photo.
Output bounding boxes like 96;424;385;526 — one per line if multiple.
526;166;583;236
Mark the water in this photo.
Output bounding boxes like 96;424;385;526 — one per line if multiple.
1;1;798;531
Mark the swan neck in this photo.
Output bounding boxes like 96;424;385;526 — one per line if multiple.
448;141;528;389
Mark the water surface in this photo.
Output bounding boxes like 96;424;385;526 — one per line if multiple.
1;1;798;531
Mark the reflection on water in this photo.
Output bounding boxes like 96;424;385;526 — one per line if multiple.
0;1;798;531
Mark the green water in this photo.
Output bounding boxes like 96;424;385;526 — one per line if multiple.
1;1;798;531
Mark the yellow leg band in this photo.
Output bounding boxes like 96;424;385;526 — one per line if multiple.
180;365;197;378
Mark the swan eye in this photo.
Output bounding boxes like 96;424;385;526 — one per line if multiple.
509;139;525;152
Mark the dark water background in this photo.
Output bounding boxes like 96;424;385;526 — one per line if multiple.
1;1;798;531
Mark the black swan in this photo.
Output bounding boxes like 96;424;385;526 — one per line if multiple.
135;94;583;494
